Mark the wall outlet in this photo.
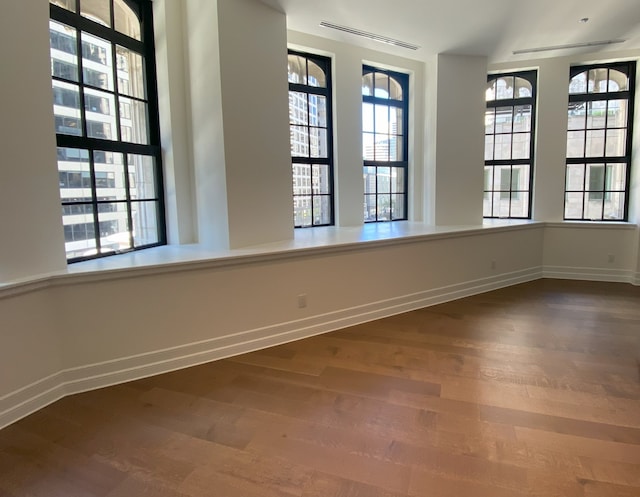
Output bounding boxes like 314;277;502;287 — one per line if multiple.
491;260;496;270
607;254;615;263
297;294;307;308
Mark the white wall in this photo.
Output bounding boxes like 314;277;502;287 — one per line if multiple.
0;0;67;282
432;54;487;226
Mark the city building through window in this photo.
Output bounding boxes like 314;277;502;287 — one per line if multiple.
49;0;164;261
565;62;636;221
288;50;334;228
362;66;409;222
484;71;537;219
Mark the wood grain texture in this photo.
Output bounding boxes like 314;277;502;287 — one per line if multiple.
1;279;639;496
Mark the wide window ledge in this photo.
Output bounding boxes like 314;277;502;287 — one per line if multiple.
0;219;568;298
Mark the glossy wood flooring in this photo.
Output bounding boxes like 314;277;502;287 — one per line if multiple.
1;279;640;496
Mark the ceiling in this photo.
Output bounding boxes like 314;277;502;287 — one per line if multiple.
259;0;640;64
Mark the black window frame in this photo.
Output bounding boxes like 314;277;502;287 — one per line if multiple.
50;0;165;263
564;61;636;221
362;65;409;223
288;49;335;228
484;70;537;219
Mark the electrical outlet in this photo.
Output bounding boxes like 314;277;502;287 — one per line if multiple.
491;260;496;270
607;254;615;263
297;294;307;308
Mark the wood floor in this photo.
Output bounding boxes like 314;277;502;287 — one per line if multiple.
1;279;640;497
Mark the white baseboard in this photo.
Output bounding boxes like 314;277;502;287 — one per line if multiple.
543;266;634;283
0;265;544;430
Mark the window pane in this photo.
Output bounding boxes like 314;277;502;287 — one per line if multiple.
389;135;403;161
310;95;327;127
392;167;405;193
293;164;311;195
362;102;374;132
294;196;312;227
312;164;331;194
362;72;374;96
364;194;376;222
377;194;391;220
289;92;308;125
391;194;405;219
81;0;111;27
50;21;78;81
119;97;148;144
82;32;114;91
608;70;628;91
603;192;625;220
377;167;391;193
99;203;131;253
495;77;514;99
114;0;141;40
373;73;389;98
568;103;586;130
484;166;493;191
51;0;76;12
485;109;495;134
494;134;512;160
484;135;494;160
63;205;96;259
512;164;529;191
584;194;603;220
565;192;583;218
313;196;331;224
288;55;306;84
95;151;126;200
391;107;403;135
363;133;375;160
510;192;529;217
512;133;530;159
116;46;145;99
569;72;588;94
586;101;607;128
513;105;531;132
606;128;626;156
586;164;605;194
363;167;376;195
606;163;626;191
588;68;609;93
495;107;513;133
515;77;532;98
128;154;156;199
374;104;390;133
374;134;390;161
567;130;585;158
389;77;403;100
85;86;116;121
566;164;585;190
585;129;605;157
309;128;328;158
608;100;628;127
52;81;82;136
493;192;510;217
290;126;309;157
307;61;326;87
132;201;159;246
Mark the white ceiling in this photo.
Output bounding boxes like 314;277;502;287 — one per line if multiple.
260;0;640;64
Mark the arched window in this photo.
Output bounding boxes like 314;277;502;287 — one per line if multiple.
565;62;635;221
288;50;334;228
484;71;537;219
49;0;164;261
362;66;409;222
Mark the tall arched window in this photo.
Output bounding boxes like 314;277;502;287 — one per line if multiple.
49;0;164;261
288;50;334;228
484;71;537;219
362;66;409;222
565;62;635;221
